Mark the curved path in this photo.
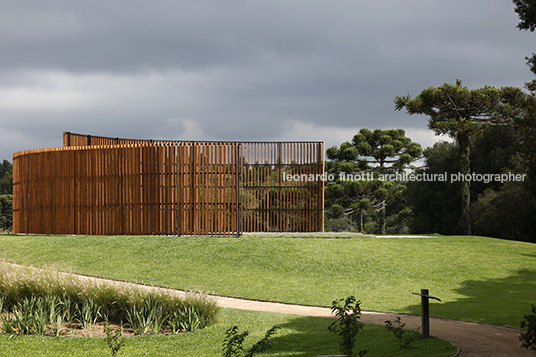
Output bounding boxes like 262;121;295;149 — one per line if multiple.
6;262;532;356
214;295;530;357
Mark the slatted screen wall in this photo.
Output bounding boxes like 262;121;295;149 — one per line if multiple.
240;142;324;232
12;132;324;235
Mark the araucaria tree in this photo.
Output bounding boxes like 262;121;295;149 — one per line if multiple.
326;128;422;234
394;80;526;235
513;0;536;74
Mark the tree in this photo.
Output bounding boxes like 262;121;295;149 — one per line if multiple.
0;160;12;195
514;0;536;32
324;166;374;233
325;178;385;233
394;80;526;235
0;160;13;232
406;141;461;234
0;195;13;231
470;124;536;242
472;182;536;242
408;125;535;238
326;128;421;234
513;80;536;199
513;0;536;74
352;128;421;234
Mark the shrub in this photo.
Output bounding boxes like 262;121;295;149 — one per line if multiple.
520;304;536;351
104;322;124;357
325;216;358;232
384;316;421;349
328;296;367;357
222;325;280;357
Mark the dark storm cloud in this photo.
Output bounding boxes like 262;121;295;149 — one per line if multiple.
0;0;343;72
0;0;534;160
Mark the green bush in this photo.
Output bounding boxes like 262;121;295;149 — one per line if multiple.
384;316;421;349
104;322;124;357
222;325;280;357
520;304;536;351
325;216;358;232
328;296;367;357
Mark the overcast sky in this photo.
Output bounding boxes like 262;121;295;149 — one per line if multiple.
1;0;534;161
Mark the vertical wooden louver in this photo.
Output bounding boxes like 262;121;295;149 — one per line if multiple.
12;132;324;236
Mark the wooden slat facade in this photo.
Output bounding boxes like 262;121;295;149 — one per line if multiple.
12;132;324;235
240;142;324;232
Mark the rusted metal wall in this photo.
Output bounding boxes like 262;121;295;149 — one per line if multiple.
12;133;324;235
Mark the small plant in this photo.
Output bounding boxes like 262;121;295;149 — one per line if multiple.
245;325;281;357
1;313;14;334
61;296;75;327
223;326;249;357
167;306;207;333
53;312;67;337
328;296;367;357
384;316;421;349
222;325;280;357
168;310;184;334
125;306;146;335
12;298;35;335
43;295;59;327
150;306;168;335
184;306;206;332
520;304;536;351
0;292;6;312
126;294;170;335
126;303;153;335
32;300;50;336
77;298;101;329
104;321;125;357
187;307;204;331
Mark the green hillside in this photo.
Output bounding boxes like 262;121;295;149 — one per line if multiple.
0;234;533;327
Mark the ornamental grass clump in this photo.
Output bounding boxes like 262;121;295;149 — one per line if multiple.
0;261;219;336
76;298;101;329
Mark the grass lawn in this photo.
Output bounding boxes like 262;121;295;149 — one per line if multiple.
0;308;456;357
0;234;534;327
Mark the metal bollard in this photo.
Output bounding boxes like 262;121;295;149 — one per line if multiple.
412;289;441;338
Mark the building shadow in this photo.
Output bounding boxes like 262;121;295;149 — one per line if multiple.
259;315;338;356
400;268;536;327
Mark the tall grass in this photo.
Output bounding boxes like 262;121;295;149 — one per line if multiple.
0;261;219;335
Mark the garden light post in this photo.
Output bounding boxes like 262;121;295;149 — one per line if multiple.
412;289;441;338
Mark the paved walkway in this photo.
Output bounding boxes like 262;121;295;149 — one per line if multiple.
6;262;532;356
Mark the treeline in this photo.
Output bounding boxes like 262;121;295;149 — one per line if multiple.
324;125;536;242
409;125;536;241
324;1;536;242
0;160;13;231
3;134;535;240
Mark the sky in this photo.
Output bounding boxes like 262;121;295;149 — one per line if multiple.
1;0;534;161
